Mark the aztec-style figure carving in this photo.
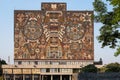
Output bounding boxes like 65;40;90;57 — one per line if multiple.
14;3;93;60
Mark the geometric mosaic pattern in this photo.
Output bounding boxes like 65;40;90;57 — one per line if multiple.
14;3;94;60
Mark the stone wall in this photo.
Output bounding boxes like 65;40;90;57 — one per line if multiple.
78;72;120;80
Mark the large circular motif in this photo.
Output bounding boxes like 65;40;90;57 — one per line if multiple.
24;20;42;40
66;23;85;40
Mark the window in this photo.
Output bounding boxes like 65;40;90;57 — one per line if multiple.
34;61;38;65
41;69;46;73
18;61;22;65
60;69;72;73
58;68;60;72
50;68;58;73
46;68;50;72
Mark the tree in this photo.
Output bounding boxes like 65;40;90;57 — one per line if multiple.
93;0;120;56
0;60;7;65
0;59;7;76
105;62;120;72
80;64;98;73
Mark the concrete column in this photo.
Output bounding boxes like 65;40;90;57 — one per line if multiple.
4;74;6;80
39;75;41;80
60;75;62;80
23;75;25;80
13;74;15;80
51;75;53;80
32;74;34;80
69;75;71;80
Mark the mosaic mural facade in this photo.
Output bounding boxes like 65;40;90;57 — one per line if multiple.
14;3;94;60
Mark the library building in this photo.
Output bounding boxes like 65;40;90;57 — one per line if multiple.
2;2;94;80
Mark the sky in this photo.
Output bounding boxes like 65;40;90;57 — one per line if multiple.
0;0;120;64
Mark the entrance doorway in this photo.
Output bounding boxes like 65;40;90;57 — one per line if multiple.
43;75;51;80
25;74;31;80
53;75;60;80
62;75;69;80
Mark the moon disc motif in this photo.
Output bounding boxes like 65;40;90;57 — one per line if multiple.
24;20;42;40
